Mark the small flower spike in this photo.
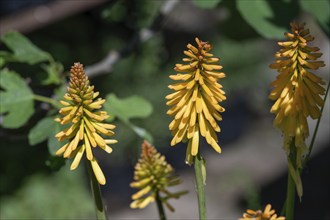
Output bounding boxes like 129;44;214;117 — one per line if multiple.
55;62;117;185
166;37;226;164
269;22;325;167
130;140;187;211
239;204;285;220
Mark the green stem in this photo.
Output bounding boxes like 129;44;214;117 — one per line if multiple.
86;161;108;220
155;191;166;220
285;170;296;220
303;81;330;168
194;154;207;220
33;94;61;108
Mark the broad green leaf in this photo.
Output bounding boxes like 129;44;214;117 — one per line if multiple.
40;62;63;85
300;0;330;36
0;69;34;128
48;118;64;155
236;0;289;39
1;31;50;64
104;93;153;141
54;84;68;100
0;51;12;67
104;93;153;122
192;0;222;9
28;117;54;146
129;122;153;142
45;156;66;171
0;57;5;68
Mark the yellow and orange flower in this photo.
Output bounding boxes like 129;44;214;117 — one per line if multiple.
55;62;117;185
269;22;325;167
239;204;285;220
130;140;187;211
166;37;226;164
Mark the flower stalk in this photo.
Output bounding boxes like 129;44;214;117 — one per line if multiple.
87;160;108;220
194;154;207;220
156;191;166;220
285;170;295;220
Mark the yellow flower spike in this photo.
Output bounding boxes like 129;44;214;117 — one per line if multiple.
239;204;285;220
269;22;325;168
130;140;187;211
55;62;117;185
166;37;226;164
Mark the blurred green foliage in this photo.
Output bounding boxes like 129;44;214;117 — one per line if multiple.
192;0;222;9
300;0;330;36
0;167;94;219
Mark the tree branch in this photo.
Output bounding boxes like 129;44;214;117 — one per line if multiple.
0;0;107;35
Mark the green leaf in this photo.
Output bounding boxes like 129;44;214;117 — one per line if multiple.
45;156;66;171
48;118;64;155
28;117;54;145
28;114;65;155
40;62;63;85
0;69;34;128
0;58;5;68
300;0;330;36
236;0;289;39
129;122;153;142
192;0;222;9
54;84;68;100
104;93;153;141
104;93;153;122
0;31;50;64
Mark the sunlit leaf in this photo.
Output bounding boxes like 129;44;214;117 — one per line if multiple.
48;120;63;155
192;0;222;9
40;62;63;85
104;93;153;141
104;93;153;122
0;31;50;64
28;117;54;146
28;114;67;155
0;69;34;128
0;52;9;68
236;0;290;39
129;122;153;142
